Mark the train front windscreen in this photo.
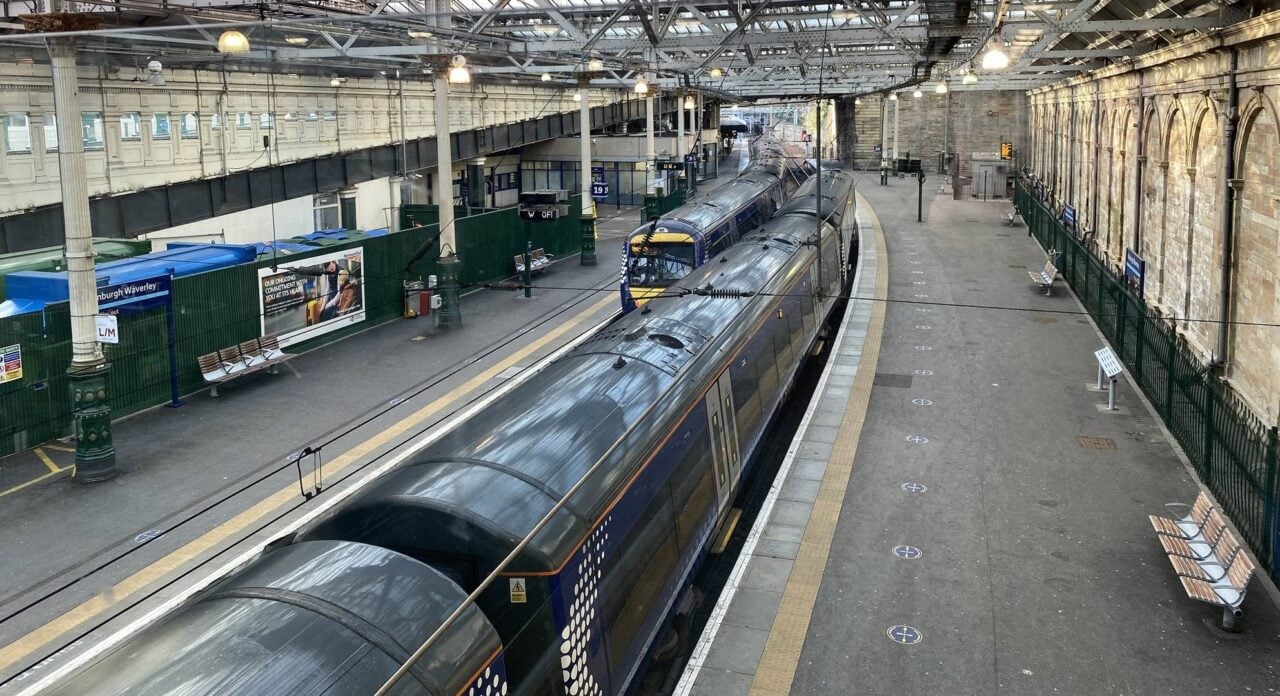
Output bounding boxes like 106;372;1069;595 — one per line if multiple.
626;232;696;289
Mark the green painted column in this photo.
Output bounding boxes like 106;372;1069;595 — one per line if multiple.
580;213;597;266
68;363;116;481
435;254;462;329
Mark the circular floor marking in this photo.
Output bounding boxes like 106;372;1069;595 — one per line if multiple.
913;345;932;351
135;530;163;544
912;398;933;406
893;545;923;560
905;435;930;444
887;625;923;645
901;482;928;493
914;369;934;376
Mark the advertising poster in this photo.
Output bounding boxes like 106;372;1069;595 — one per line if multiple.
258;247;365;348
1;344;21;384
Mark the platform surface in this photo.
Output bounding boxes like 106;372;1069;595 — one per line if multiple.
679;178;1280;696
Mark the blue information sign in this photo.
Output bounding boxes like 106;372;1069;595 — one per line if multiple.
1061;205;1077;232
591;165;605;175
590;182;610;200
683;154;697;165
1124;248;1146;299
97;275;172;312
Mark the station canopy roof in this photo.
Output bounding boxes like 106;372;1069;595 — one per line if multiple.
0;0;1258;99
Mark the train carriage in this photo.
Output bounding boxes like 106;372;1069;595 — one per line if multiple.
42;166;857;696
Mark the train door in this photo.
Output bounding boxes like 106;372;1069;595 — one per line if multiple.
706;370;741;510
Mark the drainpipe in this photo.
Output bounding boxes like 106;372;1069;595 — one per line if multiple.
1067;86;1076;204
1216;49;1239;363
1133;72;1146;255
1091;81;1102;237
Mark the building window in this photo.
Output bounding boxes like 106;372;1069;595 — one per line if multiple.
120;112;142;141
306;111;319;121
235;112;251;129
151;112;171;140
42;115;57;151
259;112;274;130
179;113;199;139
81;112;104;150
3;113;31;153
322;111;337;121
284;112;298;121
210;113;223;130
314;192;340;230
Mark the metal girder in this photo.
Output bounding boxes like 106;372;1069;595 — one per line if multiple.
582;0;636;52
469;0;512;33
695;0;773;72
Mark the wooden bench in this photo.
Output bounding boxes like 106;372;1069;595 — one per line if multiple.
197;335;295;397
1028;257;1058;296
513;248;553;275
1149;491;1256;630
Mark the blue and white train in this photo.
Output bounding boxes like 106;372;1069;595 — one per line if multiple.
43;165;858;696
621;136;812;311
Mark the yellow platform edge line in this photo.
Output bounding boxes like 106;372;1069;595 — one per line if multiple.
0;293;616;675
749;193;891;696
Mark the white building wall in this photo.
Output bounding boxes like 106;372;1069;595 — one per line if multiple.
0;63;627;217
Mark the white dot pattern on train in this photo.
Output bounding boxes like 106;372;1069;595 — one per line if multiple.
560;518;610;696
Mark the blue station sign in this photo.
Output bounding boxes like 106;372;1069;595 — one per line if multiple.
97;275;172;312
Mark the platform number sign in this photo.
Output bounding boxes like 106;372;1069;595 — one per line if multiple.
1000;142;1013;160
590;181;610;200
509;578;527;604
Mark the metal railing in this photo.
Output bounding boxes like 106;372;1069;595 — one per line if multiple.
1015;180;1280;585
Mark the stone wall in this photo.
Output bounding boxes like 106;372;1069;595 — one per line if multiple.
1028;11;1280;424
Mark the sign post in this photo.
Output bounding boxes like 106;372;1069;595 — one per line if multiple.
1094;346;1124;411
917;169;926;222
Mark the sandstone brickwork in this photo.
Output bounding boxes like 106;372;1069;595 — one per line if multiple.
1029;12;1280;424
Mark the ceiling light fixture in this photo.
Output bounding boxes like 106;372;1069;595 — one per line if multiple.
981;40;1010;70
634;76;649;94
913;88;922;98
145;59;165;87
683;96;695;109
935;80;948;94
889;92;898;101
284;36;308;46
710;67;723;78
217;30;250;54
573;91;583;102
588;58;604;71
541;72;552;81
963;68;978;84
447;54;471;84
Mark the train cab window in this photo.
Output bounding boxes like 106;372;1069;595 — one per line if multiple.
627;241;695;287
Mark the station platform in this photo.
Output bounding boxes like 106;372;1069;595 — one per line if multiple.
677;179;1280;695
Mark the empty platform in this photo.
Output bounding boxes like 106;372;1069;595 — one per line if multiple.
678;179;1280;695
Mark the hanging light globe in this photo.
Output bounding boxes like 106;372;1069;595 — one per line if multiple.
683;96;695;109
541;72;552;82
935;81;948;94
963;69;978;85
217;30;250;54
889;92;898;101
634;77;649;94
573;91;583;102
981;43;1010;70
446;54;471;84
710;67;723;78
912;88;923;98
587;58;604;71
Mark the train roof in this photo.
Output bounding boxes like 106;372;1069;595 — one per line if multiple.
775;166;857;228
45;541;500;696
300;219;809;575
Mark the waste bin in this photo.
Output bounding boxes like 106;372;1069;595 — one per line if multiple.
404;280;430;318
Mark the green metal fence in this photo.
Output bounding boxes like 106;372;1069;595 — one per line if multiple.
0;197;589;460
642;188;690;222
1015;181;1280;584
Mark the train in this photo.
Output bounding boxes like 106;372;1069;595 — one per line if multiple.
42;164;859;696
620;135;812;311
